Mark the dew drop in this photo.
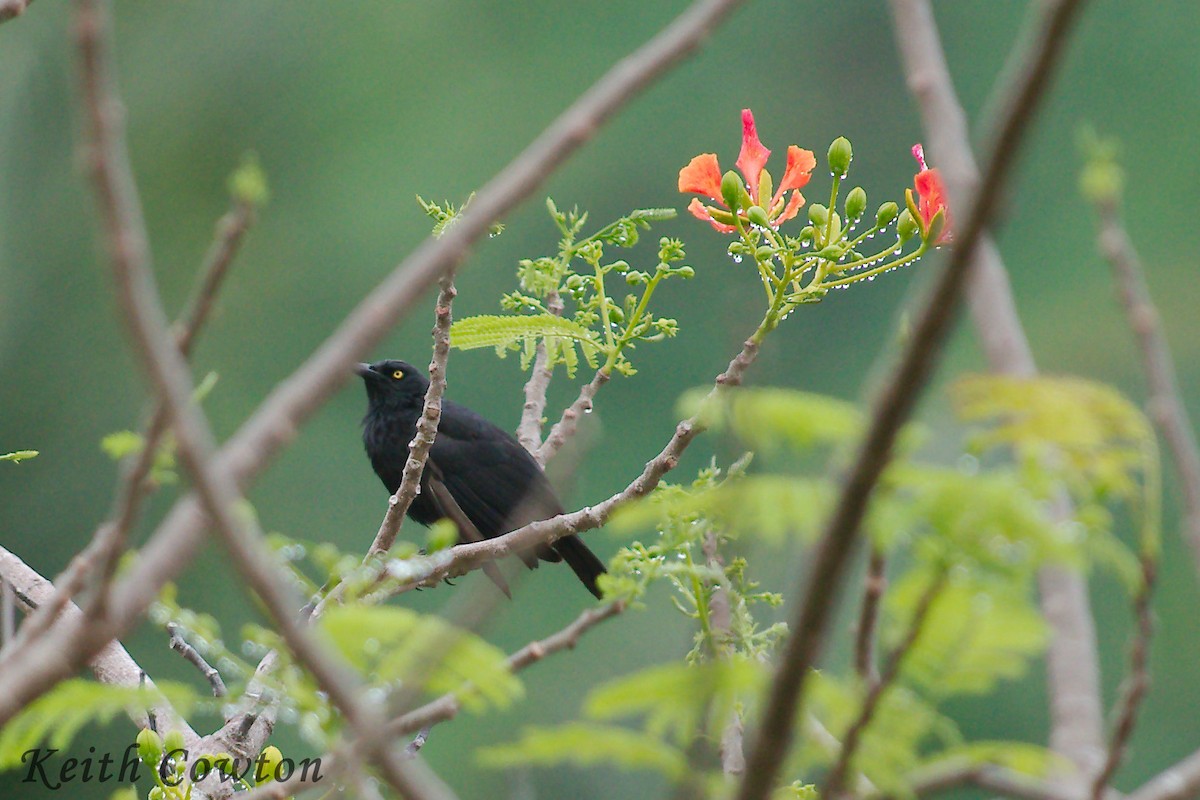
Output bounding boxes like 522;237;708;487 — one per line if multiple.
732;255;743;264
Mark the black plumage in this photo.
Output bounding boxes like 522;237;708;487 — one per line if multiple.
356;359;606;598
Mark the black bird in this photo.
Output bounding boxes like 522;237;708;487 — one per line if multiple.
356;359;606;598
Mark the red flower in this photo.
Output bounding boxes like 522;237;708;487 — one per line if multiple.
911;144;950;241
680;109;816;233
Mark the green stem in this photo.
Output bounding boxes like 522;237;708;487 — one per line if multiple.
827;239;904;276
822;243;927;288
824;174;841;245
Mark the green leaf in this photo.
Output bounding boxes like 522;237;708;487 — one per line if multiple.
0;450;38;464
0;680;200;770
318;606;522;711
477;723;687;780
584;659;766;744
450;314;603;378
101;431;144;461
679;387;863;454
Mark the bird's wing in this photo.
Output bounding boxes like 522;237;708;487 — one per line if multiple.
423;466;515;597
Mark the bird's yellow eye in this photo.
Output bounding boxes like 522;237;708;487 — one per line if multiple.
391;369;404;380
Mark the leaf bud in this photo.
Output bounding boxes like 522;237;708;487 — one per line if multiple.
828;137;853;177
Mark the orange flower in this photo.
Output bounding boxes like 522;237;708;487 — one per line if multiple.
679;109;816;233
911;144;950;242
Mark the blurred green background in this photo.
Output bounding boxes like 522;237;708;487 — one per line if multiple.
2;1;1199;797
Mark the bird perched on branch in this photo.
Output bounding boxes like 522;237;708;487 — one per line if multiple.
356;359;606;599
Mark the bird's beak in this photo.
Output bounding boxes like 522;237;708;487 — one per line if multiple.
354;362;374;378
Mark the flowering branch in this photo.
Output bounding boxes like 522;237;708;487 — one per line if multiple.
734;2;1089;797
0;0;747;728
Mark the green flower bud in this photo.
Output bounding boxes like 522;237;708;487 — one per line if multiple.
720;170;744;212
162;729;186;758
259;745;284;783
136;728;164;766
807;204;829;226
827;212;842;244
746;205;770;228
625;271;646;286
213;753;237;777
677;265;695;278
798;225;816;243
875;201;899;227
564;274;584;291
607;305;625;323
816;245;845;261
897;209;919;243
845;187;867;220
828;137;853;177
755;245;774;262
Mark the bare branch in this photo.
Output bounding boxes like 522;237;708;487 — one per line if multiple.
0;544;200;746
1091;557;1157;800
853;548;886;687
888;0;1106;786
0;0;34;24
1093;197;1200;574
1128;749;1200;800
369;275;457;556
701;529;744;777
821;572;946;800
537;368;611;466
0;0;746;728
517;290;563;455
735;2;1089;797
904;759;1072;800
167;622;227;698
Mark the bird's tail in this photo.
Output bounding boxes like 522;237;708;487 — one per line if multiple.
552;534;607;599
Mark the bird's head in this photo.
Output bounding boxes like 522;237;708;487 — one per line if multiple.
355;359;430;410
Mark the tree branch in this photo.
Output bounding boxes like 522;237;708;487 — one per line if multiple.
904;759;1073;800
0;0;746;728
167;622;227;698
1128;749;1200;800
517;290;563;455
369;275;457;556
1092;196;1200;575
734;3;1088;797
853;547;886;687
0;544;201;746
821;571;946;800
0;0;34;24
537;367;611;466
888;0;1106;787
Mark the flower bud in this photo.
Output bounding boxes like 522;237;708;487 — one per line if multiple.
845;187;867;220
798;225;816;243
807;204;829;226
828;137;853;177
564;274;584;291
755;245;775;261
816;245;845;261
875;201;899;227
721;170;744;213
677;266;695;278
260;746;284;783
746;205;770;228
162;729;186;757
136;728;164;766
607;305;625;323
897;209;919;243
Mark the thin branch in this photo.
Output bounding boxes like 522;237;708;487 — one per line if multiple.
236;601;626;800
537;368;611;466
517;290;563;455
1093;197;1200;574
735;3;1088;797
904;759;1072;800
888;0;1106;785
1128;749;1200;800
0;0;34;24
167;622;227;698
369;275;457;556
702;529;744;777
0;0;746;728
0;544;200;746
71;2;456;798
854;547;886;687
821;572;946;800
1091;556;1156;800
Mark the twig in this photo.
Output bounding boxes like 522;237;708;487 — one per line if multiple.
71;2;456;798
1128;748;1200;800
854;548;886;687
1091;556;1156;800
0;0;34;23
369;275;457;556
537;368;611;466
1093;197;1200;574
404;727;433;758
735;3;1088;798
0;544;200;746
702;529;744;777
821;572;946;800
903;759;1072;800
888;0;1106;785
517;290;563;455
0;0;746;728
14;195;255;644
237;601;626;800
167;622;227;698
